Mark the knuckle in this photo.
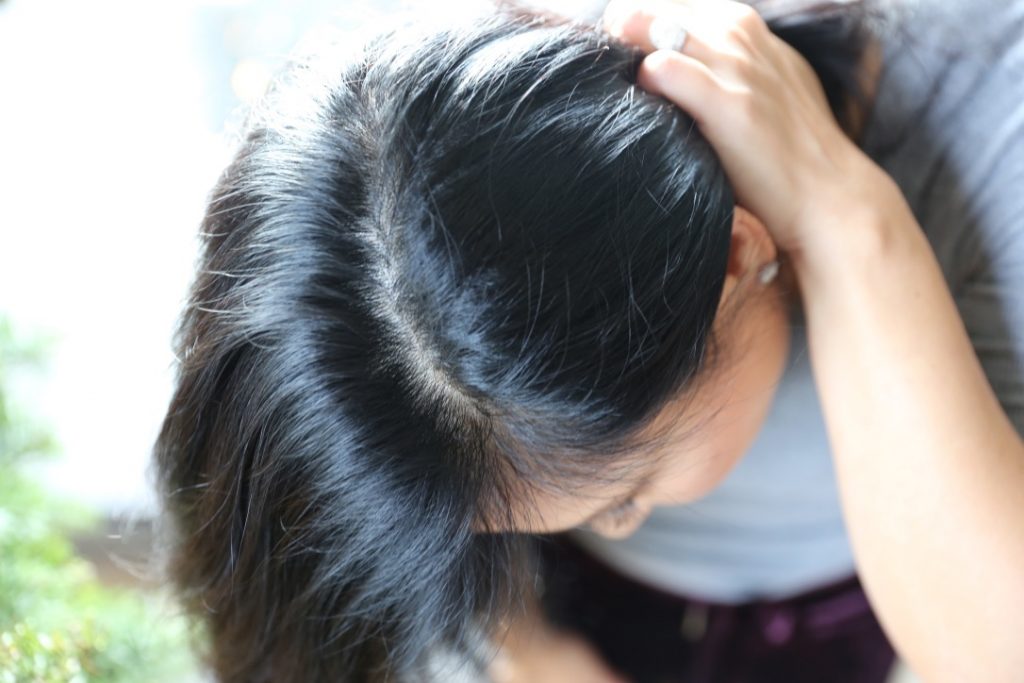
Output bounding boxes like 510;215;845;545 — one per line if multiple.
728;85;759;121
721;49;760;81
733;52;759;78
723;22;757;54
733;3;767;31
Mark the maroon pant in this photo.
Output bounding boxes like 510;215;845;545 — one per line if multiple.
537;535;897;683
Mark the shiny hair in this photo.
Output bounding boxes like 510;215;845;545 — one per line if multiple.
154;2;878;680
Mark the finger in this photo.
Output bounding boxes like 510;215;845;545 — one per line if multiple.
773;37;832;113
637;48;723;128
603;0;718;64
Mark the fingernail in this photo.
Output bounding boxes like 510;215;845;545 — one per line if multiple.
648;16;688;52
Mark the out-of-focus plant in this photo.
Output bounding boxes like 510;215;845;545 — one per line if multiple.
0;316;199;683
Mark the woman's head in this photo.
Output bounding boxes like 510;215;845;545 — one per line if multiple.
155;2;872;680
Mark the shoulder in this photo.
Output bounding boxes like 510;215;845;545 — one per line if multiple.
857;1;1024;433
858;0;1024;290
873;0;1024;53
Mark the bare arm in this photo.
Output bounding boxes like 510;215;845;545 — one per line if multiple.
604;0;1024;679
791;183;1024;683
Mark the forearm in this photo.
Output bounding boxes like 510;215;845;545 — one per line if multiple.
792;180;1024;682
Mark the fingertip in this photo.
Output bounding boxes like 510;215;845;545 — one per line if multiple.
642;48;676;72
637;49;675;90
636;50;717;127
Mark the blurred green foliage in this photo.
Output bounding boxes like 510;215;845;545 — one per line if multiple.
0;317;200;682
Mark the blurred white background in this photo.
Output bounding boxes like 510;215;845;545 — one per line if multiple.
0;0;409;513
0;0;605;514
0;2;920;679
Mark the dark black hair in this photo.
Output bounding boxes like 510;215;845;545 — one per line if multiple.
154;2;881;680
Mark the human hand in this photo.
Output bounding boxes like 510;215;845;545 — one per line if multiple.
487;622;631;683
602;0;900;261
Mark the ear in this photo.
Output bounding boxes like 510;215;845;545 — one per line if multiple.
717;205;779;308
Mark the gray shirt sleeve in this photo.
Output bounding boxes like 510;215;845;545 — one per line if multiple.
955;214;1024;435
866;0;1024;436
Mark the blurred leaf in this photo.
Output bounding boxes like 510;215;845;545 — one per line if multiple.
0;314;201;682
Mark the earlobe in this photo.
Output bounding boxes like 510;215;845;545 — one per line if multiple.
717;206;779;310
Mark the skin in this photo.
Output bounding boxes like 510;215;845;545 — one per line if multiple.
494;2;1024;682
490;4;886;682
494;0;885;540
508;206;792;539
630;7;1024;678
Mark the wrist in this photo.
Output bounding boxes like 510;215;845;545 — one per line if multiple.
789;167;919;292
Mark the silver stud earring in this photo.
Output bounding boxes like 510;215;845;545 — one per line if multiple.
757;260;780;286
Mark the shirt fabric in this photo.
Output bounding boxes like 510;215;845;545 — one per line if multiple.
570;0;1024;604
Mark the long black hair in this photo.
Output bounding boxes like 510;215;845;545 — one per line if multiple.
154;2;883;680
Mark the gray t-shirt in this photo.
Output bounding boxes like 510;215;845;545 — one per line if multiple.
571;0;1024;603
